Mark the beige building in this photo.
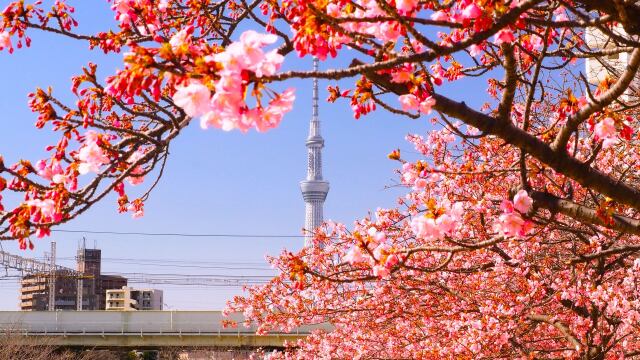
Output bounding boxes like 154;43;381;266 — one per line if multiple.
106;287;163;311
585;26;639;102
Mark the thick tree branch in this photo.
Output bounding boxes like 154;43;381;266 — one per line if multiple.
498;44;518;121
571;244;640;264
530;191;640;235
577;0;640;36
552;48;640;151
267;0;541;81
356;60;640;211
528;314;582;350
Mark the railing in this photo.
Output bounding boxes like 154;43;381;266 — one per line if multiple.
0;311;330;336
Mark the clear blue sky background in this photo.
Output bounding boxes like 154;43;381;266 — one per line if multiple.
0;0;490;310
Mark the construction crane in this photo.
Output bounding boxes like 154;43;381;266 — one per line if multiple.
0;241;87;311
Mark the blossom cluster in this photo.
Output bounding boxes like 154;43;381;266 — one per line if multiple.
172;30;295;132
493;190;533;238
0;31;12;52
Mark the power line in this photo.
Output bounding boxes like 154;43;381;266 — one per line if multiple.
52;229;304;238
100;261;274;271
104;272;275;278
56;257;271;266
52;257;275;270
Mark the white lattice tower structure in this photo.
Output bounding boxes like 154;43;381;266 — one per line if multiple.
300;58;329;247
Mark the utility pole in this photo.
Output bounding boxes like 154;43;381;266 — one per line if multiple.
77;277;83;311
77;240;84;311
48;241;56;311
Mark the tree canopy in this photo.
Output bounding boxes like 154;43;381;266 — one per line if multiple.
2;0;640;357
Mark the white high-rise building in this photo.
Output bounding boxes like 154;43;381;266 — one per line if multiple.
585;26;639;102
300;58;329;246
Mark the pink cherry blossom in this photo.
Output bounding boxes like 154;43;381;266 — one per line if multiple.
378;22;403;42
172;81;211;117
373;264;391;278
494;212;525;238
391;65;414;83
372;243;389;259
136;23;158;36
384;254;399;268
223;42;265;72
430;11;449;22
254;49;284;78
430;63;445;85
344;246;366;265
129;205;144;218
0;31;11;52
193;30;293;133
401;162;418;183
595;117;619;149
326;3;341;16
36;159;63;181
257;88;296;132
411;216;444;241
419;96;436;114
602;137;619;149
77;131;110;174
158;0;169;11
126;150;146;186
209;45;244;72
211;31;277;74
435;213;457;234
595;117;617;145
493;29;516;45
469;44;483;57
112;0;133;24
526;34;544;51
461;3;482;19
211;74;244;106
500;199;515;213
26;199;56;219
414;178;428;189
169;29;189;51
395;0;418;13
239;30;277;48
513;190;533;213
399;94;420;111
201;110;233;131
553;7;569;22
409;39;425;53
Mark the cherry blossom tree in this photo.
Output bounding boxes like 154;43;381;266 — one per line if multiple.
2;0;640;357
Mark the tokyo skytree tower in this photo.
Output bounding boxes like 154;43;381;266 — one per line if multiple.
300;58;330;246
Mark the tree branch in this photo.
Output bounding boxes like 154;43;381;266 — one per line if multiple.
530;191;640;235
528;314;582;350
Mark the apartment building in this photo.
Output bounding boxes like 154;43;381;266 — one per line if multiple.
106;287;163;311
19;247;127;311
20;270;78;311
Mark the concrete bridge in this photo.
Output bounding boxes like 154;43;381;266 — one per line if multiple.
0;311;330;348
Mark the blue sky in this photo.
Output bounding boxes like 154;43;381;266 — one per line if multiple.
0;1;490;310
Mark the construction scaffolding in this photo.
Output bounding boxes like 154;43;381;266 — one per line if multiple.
0;241;86;311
